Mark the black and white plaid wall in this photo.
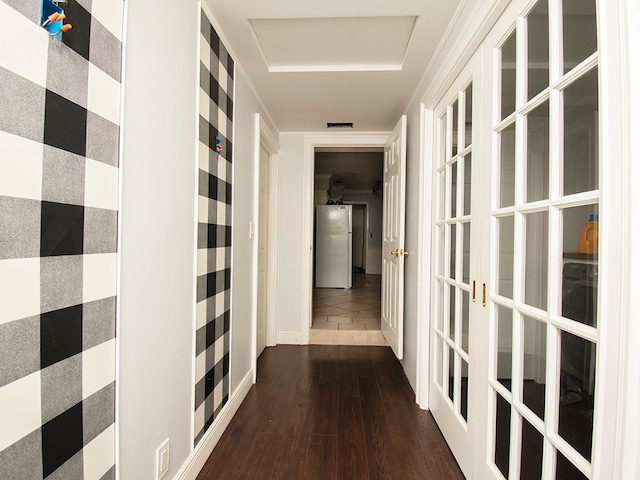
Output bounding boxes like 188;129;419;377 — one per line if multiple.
194;9;234;447
0;0;122;478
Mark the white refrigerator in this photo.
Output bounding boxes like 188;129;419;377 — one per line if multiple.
315;205;353;288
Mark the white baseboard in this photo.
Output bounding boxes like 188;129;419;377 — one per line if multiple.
174;369;254;480
277;332;301;344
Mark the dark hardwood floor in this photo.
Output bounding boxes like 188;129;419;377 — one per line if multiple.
197;345;464;480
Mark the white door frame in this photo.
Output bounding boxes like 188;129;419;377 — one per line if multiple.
301;132;390;344
603;0;640;477
252;113;279;382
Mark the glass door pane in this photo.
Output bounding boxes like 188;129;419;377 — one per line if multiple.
563;68;599;195
562;0;597;73
524;211;548;310
496;305;513;391
559;331;596;460
500;125;516;208
528;0;549;100
522;316;547;420
497;216;515;299
494;392;512;478
501;31;517;119
521;418;544;479
526;101;550;202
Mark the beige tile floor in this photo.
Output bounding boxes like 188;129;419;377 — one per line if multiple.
311;273;385;346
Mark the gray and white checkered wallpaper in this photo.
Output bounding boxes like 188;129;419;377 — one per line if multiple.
0;0;122;478
194;8;234;447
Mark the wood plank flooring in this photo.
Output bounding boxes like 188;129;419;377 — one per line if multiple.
197;345;464;480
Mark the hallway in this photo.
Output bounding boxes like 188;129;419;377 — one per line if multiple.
197;345;464;479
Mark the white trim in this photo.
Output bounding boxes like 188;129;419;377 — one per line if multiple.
606;0;638;479
405;0;468;111
226;28;237;429
251;114;260;384
190;1;203;454
267;151;279;348
282;131;391;137
114;0;131;476
418;0;511;109
416;104;434;409
277;332;302;345
173;369;254;480
301;132;390;345
260;118;280;153
268;64;402;73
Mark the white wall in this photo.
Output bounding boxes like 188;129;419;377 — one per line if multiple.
118;0;198;477
274;134;306;341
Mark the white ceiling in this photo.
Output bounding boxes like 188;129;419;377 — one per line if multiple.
249;16;417;72
203;0;463;132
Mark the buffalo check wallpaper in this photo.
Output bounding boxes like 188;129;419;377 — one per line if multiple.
0;0;122;478
194;8;234;447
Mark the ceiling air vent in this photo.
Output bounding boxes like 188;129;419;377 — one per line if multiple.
327;122;353;128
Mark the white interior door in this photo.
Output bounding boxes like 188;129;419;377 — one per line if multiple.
429;53;484;479
256;145;269;357
381;115;407;359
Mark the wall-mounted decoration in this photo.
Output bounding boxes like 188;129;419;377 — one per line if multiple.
41;0;72;39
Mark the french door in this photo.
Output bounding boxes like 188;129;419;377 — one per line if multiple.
431;0;617;478
429;53;485;478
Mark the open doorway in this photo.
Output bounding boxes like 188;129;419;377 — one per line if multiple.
351;204;366;273
310;148;385;344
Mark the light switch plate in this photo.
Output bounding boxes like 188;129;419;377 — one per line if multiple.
156;438;170;480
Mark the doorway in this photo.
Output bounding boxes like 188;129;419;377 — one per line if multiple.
310;148;384;345
352;204;366;273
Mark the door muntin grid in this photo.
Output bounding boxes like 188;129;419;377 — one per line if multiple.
434;83;474;425
489;0;599;478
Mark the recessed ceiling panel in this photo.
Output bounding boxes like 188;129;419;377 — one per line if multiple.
249;16;417;72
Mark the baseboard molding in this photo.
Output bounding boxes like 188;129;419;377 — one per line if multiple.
277;332;301;344
174;369;254;480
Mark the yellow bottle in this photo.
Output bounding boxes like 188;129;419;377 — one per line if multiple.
578;214;598;254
